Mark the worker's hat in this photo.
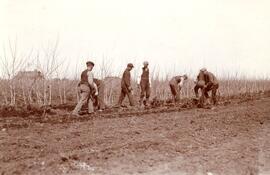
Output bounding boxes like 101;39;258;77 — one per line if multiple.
127;63;134;68
200;68;207;72
86;61;95;66
143;61;149;65
183;74;188;80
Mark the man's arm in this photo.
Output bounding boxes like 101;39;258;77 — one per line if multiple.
137;69;142;85
206;73;214;87
197;75;199;80
178;77;185;89
148;69;151;87
93;83;98;95
123;71;132;91
87;71;98;94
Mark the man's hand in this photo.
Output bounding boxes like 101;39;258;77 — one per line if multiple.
128;86;133;91
94;91;98;96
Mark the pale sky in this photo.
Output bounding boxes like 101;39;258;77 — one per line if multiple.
1;0;270;79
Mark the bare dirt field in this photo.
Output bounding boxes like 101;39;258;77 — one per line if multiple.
0;94;270;175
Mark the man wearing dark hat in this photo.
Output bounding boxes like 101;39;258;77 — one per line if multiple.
117;63;135;107
169;74;188;103
137;61;151;107
72;61;98;116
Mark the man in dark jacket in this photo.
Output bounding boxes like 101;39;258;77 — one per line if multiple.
137;61;151;106
117;63;135;107
194;69;206;99
169;74;188;103
202;68;219;105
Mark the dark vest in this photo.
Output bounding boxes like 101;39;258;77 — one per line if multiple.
80;69;89;85
141;67;150;82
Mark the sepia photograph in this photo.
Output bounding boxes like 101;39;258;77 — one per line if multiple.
0;0;270;174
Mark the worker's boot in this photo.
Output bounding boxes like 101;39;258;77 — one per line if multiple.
71;111;80;117
213;97;218;106
145;98;150;107
205;98;211;105
195;93;199;100
139;98;144;107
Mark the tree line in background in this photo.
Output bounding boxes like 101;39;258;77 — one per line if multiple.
1;41;270;107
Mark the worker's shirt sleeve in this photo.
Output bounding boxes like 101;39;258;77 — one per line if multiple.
206;73;214;86
124;71;131;88
93;82;98;93
209;75;214;83
87;72;98;93
87;71;95;87
137;69;142;84
179;77;185;88
148;68;151;86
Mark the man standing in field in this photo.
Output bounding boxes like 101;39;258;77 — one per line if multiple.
117;63;135;107
169;74;188;103
201;68;219;105
72;61;98;116
93;78;107;111
137;61;151;107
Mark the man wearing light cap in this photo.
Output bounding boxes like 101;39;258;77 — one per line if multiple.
137;61;151;106
201;68;219;105
72;61;98;116
117;63;135;107
169;74;188;103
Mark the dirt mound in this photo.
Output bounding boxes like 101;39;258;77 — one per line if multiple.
1;95;269;175
0;105;43;118
0;91;269;127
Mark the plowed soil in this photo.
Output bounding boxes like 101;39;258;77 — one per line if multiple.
0;95;270;175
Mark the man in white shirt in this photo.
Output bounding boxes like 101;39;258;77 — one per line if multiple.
137;61;151;106
169;74;188;103
72;61;98;116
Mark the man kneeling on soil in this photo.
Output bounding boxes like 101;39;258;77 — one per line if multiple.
92;78;107;111
72;61;98;116
169;74;188;103
200;68;219;105
194;69;206;101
